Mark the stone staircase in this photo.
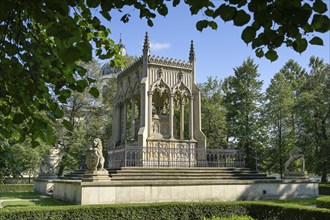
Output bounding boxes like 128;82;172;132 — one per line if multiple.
107;167;276;182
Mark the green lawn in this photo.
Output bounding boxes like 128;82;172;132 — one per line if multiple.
2;198;67;208
0;192;41;200
205;216;254;220
0;191;68;208
320;183;330;187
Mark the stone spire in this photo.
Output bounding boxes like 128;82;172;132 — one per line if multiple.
189;40;195;63
143;32;150;56
118;34;126;56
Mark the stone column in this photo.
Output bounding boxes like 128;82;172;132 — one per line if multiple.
122;101;127;143
148;91;153;137
169;94;174;139
189;96;194;140
180;100;184;140
131;99;135;140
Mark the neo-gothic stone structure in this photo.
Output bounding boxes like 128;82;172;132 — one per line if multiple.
108;33;206;167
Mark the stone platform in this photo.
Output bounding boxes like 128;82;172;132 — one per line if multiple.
50;168;318;205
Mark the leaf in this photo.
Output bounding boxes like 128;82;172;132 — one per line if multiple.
265;49;278;61
89;87;100;98
255;48;264;58
196;20;209;31
58;47;81;64
313;0;327;14
242;27;256;44
309;36;323;45
173;0;180;7
234;10;251;26
147;19;154;26
53;106;64;118
293;38;308;53
157;5;168;16
13;113;26;124
208;21;218;30
87;0;101;8
218;5;237;22
76;79;89;92
62;120;73;131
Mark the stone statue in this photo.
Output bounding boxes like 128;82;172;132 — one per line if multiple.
85;138;105;171
39;146;62;176
285;146;305;173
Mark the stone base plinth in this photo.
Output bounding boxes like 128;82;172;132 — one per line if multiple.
53;179;319;205
283;171;309;179
34;179;56;195
83;170;111;182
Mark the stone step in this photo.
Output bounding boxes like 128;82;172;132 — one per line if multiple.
108;167;255;174
110;172;265;177
110;175;275;181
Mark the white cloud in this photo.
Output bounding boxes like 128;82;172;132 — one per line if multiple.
150;42;171;51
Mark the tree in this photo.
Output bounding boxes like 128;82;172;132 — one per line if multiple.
199;77;227;148
296;56;330;182
222;58;264;169
264;73;295;178
0;0;329;146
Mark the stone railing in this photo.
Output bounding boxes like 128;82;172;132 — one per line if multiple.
107;145;245;169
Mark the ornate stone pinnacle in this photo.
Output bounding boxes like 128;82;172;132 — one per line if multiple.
189;40;195;62
143;32;150;56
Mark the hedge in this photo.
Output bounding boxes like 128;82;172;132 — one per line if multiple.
0;201;330;220
316;196;330;209
0;184;33;192
319;185;330;195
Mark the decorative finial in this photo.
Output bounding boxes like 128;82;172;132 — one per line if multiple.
189;40;195;62
119;33;123;44
143;32;150;56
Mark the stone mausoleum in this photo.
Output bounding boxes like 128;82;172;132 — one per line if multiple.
107;32;213;168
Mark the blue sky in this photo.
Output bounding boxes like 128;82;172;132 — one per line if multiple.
97;3;330;87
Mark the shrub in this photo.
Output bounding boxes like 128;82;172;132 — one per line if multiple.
316;196;330;209
319;184;330;195
0;184;33;192
0;202;330;220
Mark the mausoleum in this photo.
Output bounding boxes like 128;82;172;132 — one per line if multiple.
107;33;214;168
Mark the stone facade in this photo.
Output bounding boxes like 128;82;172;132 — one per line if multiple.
108;33;206;168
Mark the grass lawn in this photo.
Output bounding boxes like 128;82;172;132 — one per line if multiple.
0;191;68;208
205;216;254;220
2;198;67;208
320;183;330;187
0;192;41;200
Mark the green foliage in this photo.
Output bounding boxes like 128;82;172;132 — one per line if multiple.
199;77;227;148
0;201;329;220
264;60;307;176
295;57;330;181
222;58;265;169
316;196;330;209
319;183;330;196
0;184;33;193
1;0;329;148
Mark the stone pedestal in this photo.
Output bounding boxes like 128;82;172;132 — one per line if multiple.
83;170;111;182
37;173;58;180
283;171;309;180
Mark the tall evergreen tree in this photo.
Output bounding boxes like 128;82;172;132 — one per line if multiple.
265;73;295;178
222;58;264;169
199;77;227;148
